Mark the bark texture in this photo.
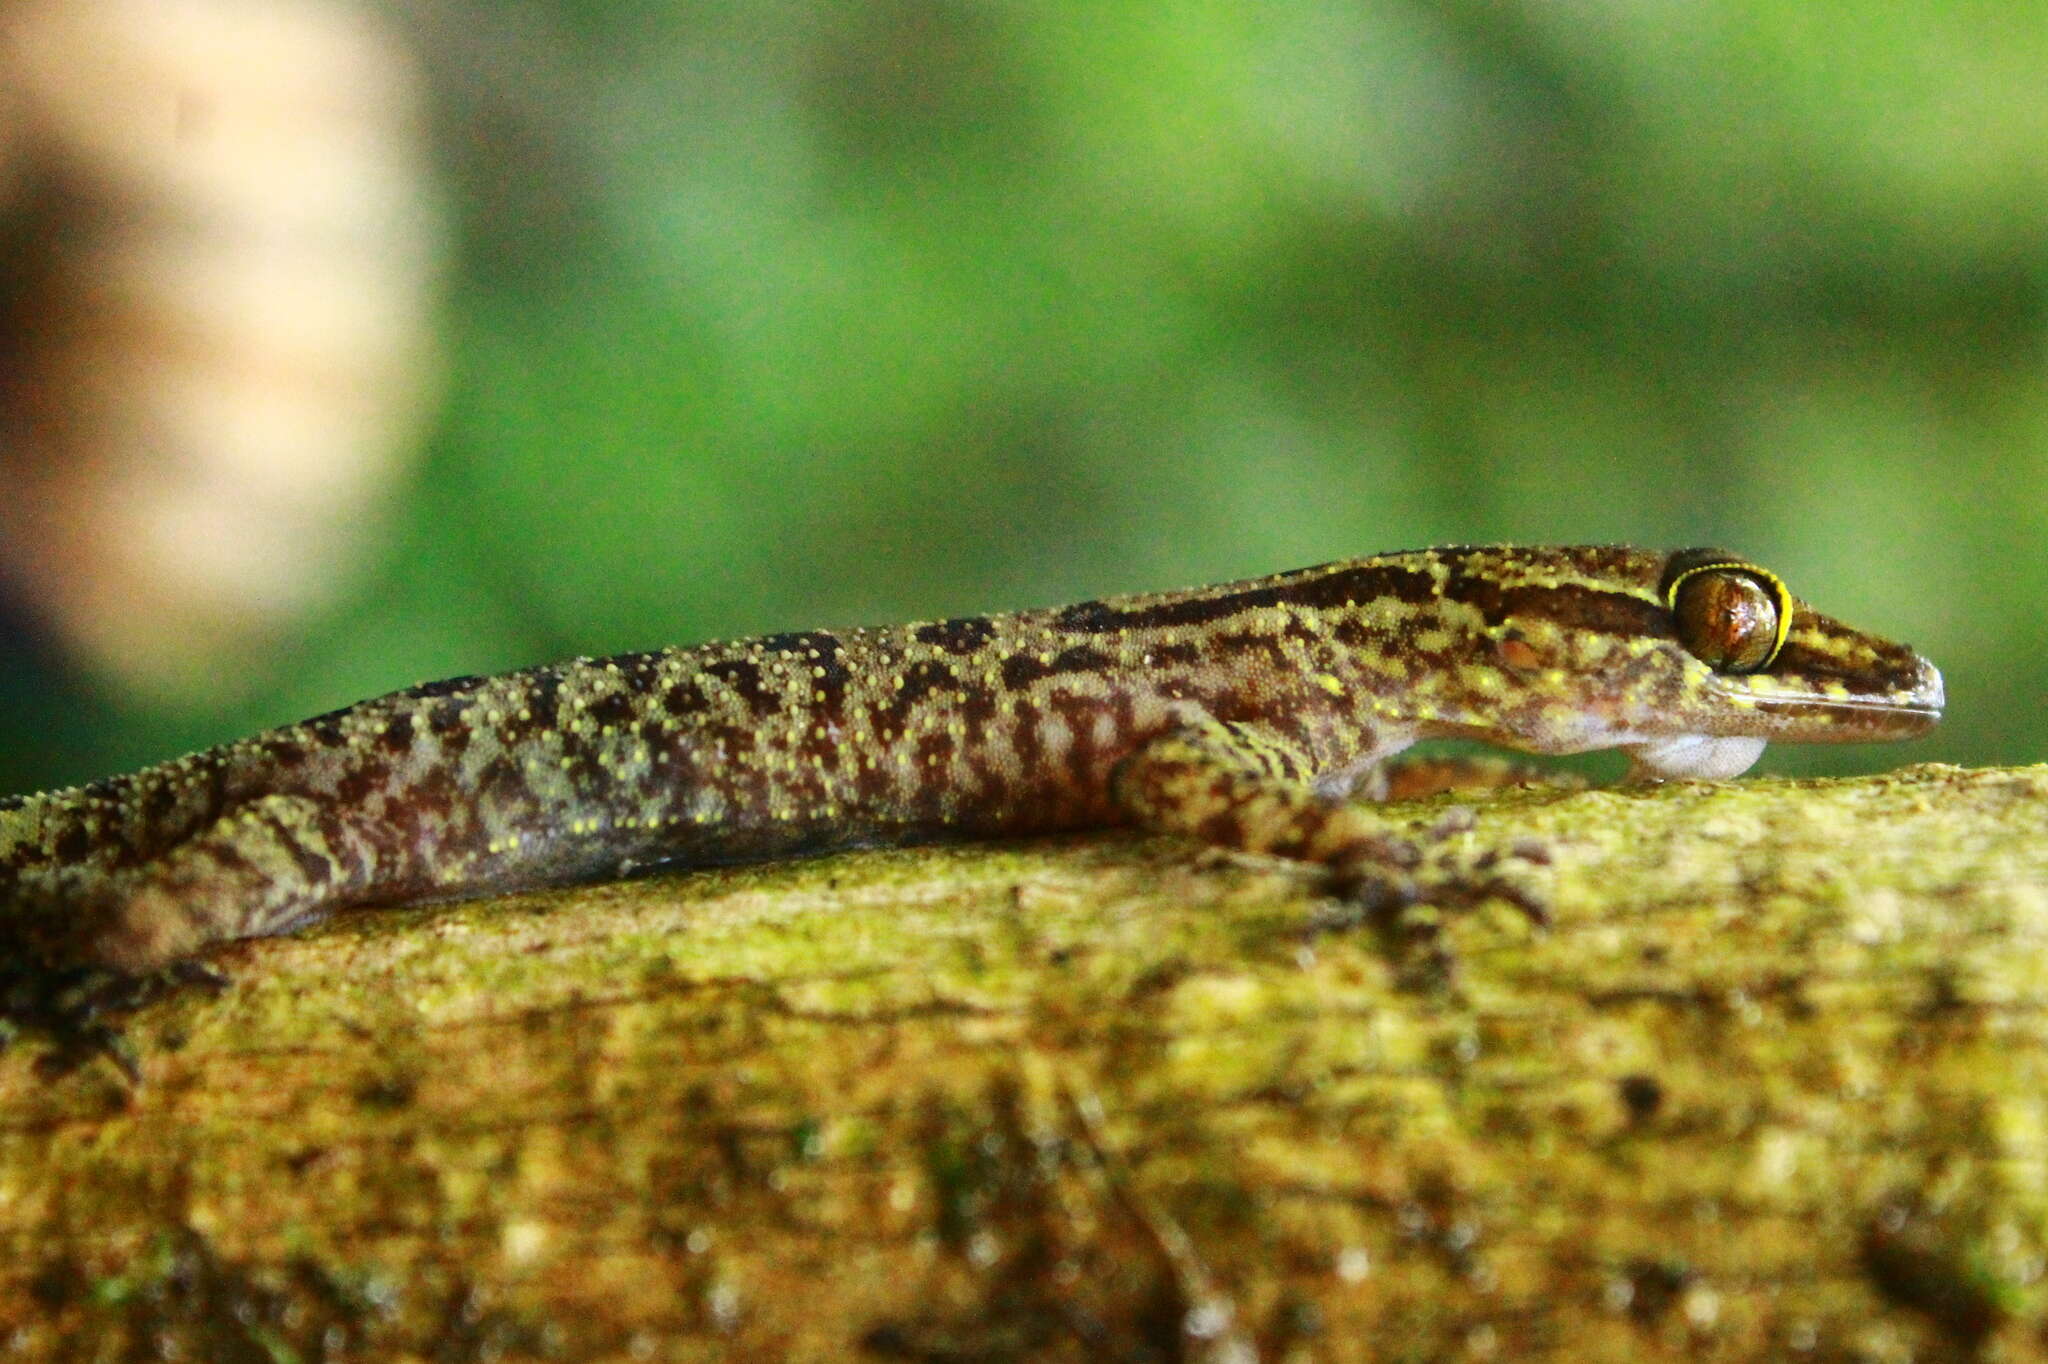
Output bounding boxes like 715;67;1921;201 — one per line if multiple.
4;762;2047;1362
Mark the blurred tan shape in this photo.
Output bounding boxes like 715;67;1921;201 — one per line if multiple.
0;59;18;209
0;0;442;704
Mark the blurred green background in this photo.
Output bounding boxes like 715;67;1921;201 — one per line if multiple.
2;0;2043;790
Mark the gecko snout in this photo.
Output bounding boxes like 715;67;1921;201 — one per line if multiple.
1896;652;1944;728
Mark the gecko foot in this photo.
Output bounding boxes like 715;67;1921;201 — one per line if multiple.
1310;813;1552;988
0;957;229;1083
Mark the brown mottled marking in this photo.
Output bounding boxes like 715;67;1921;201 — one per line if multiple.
0;546;1941;970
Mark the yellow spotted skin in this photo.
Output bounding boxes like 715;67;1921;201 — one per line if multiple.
0;546;1942;970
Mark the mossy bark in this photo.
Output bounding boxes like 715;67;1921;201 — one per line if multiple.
4;763;2048;1362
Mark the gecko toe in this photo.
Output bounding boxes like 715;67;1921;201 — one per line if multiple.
1311;794;1558;943
0;956;220;1084
1326;851;1419;912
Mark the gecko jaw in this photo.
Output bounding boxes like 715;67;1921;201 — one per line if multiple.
1705;653;1944;741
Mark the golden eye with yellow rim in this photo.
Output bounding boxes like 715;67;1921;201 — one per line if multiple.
1663;556;1792;673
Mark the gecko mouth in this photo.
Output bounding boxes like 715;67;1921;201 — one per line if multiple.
1715;655;1944;738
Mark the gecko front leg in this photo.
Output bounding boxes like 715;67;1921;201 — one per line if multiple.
1108;719;1549;930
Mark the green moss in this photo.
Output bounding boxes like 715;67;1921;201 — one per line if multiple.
3;765;2047;1357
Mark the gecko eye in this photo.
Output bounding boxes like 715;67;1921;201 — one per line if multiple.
1669;566;1787;673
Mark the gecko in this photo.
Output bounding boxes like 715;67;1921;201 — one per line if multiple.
0;545;1942;972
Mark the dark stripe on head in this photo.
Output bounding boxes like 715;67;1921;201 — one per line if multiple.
1444;576;1671;641
1051;563;1438;636
1509;584;1668;639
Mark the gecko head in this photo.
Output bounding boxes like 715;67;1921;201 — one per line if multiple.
1448;545;1943;780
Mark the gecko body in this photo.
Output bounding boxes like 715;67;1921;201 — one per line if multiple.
0;546;1942;969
